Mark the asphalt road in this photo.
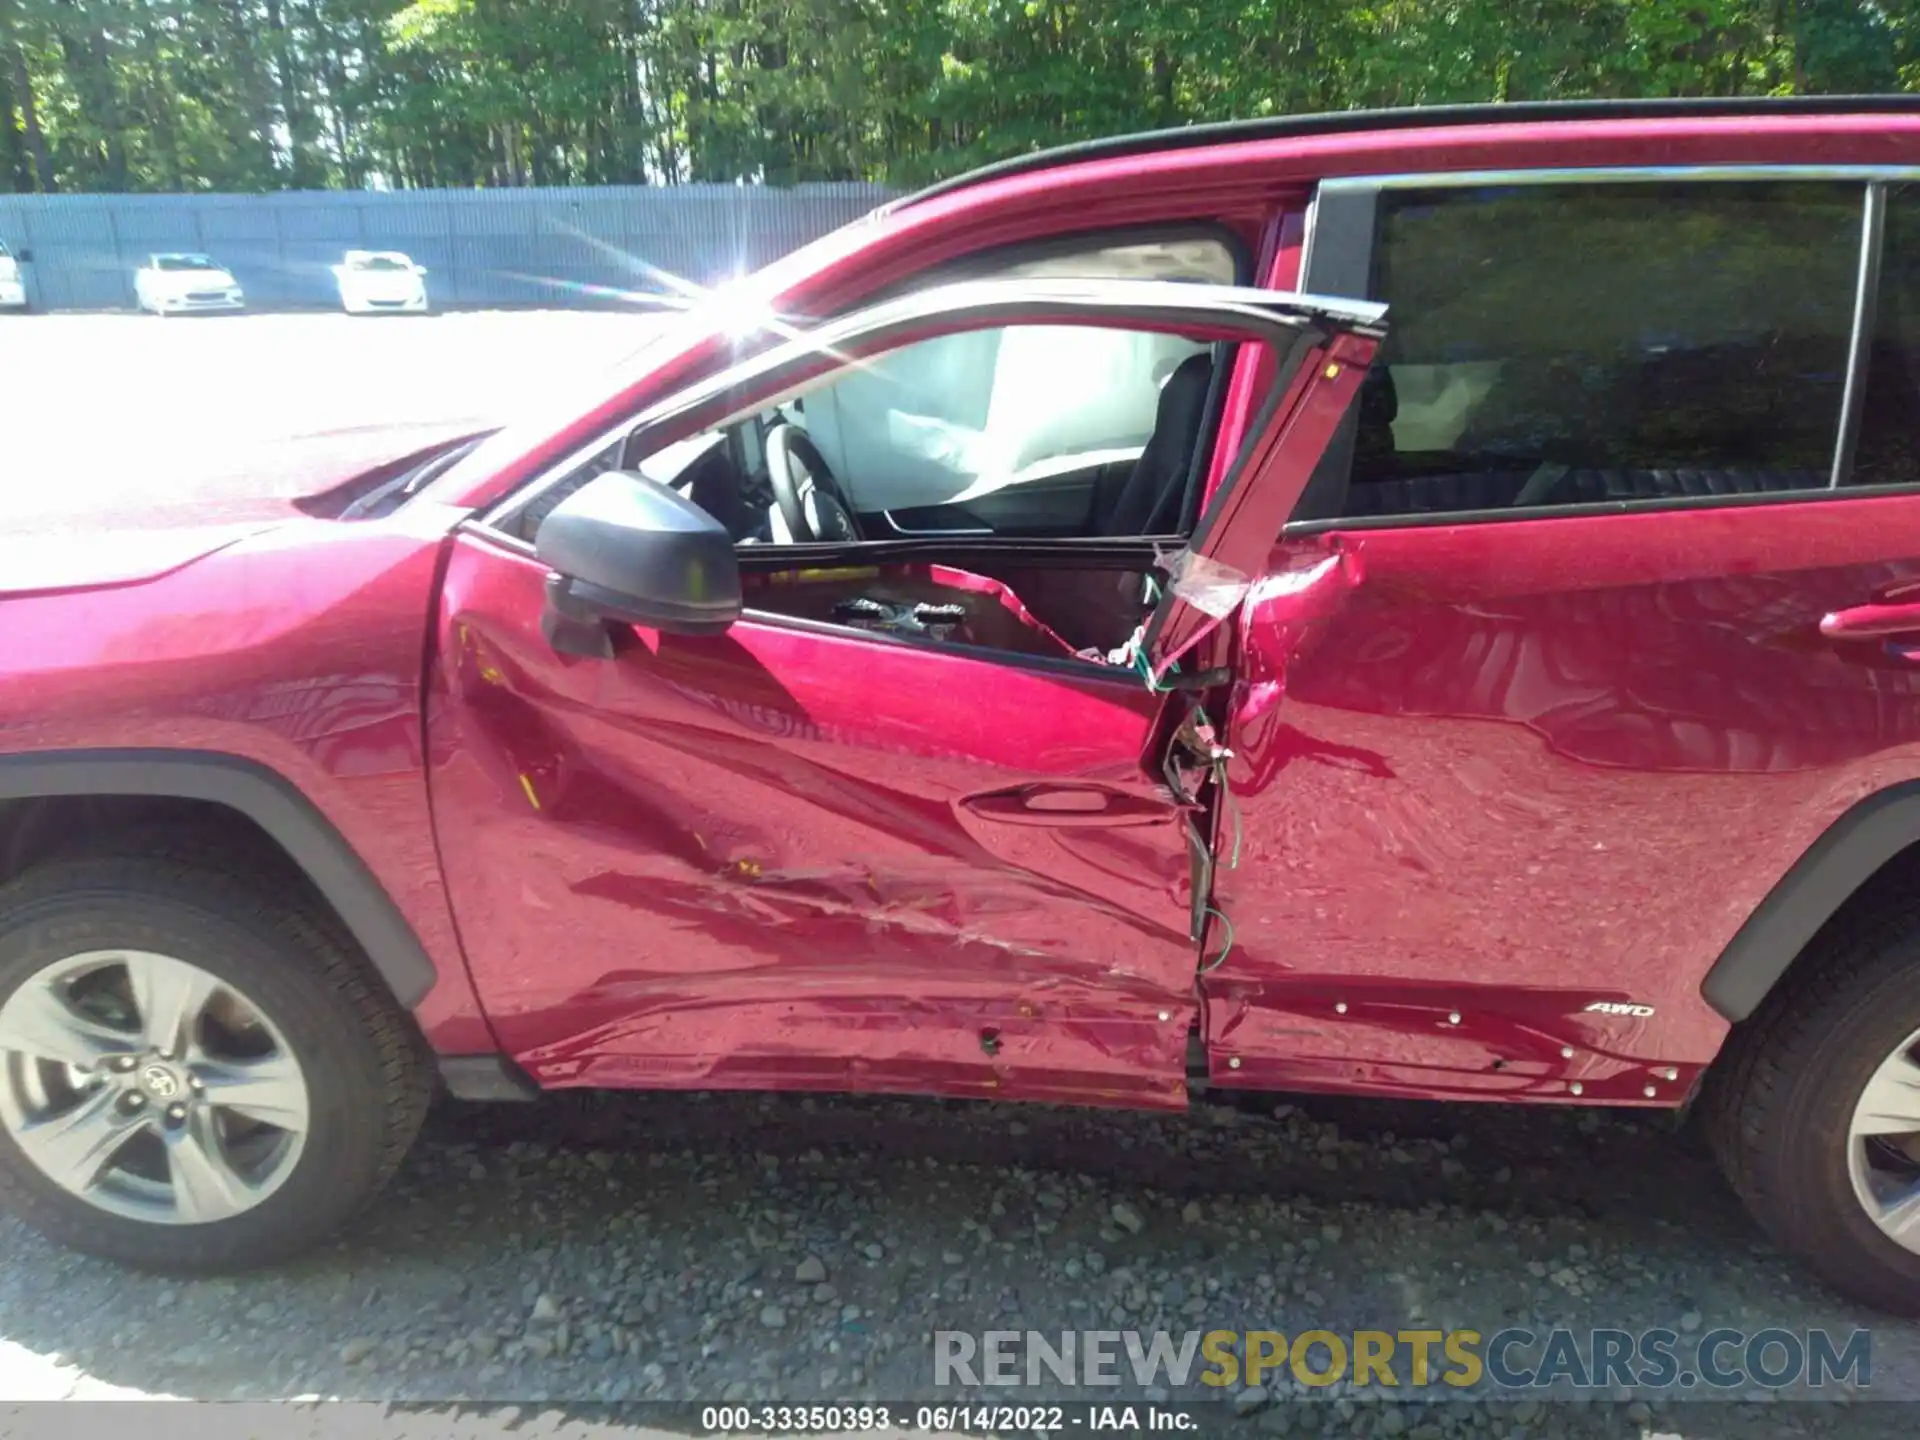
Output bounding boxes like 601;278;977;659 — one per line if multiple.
0;312;1917;1439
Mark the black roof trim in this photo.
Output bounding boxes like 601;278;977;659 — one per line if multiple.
886;96;1920;212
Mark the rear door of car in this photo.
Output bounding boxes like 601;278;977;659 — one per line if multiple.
1200;171;1920;1102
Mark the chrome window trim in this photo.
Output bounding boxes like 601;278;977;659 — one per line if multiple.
1318;165;1920;193
1281;477;1920;539
1297;188;1323;285
1832;182;1890;489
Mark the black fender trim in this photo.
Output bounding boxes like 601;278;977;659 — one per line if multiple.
1703;782;1920;1022
439;1054;541;1102
0;749;438;1009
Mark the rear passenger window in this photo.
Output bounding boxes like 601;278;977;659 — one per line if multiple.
1854;187;1920;489
1336;182;1863;520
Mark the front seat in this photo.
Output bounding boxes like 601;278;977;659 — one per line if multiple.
1100;352;1215;535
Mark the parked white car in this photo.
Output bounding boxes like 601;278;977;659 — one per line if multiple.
332;250;429;313
0;239;27;310
134;252;244;314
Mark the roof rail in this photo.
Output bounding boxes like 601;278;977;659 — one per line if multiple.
884;95;1920;213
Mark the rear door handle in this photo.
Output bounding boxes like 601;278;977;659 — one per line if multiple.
960;783;1175;828
1820;601;1920;641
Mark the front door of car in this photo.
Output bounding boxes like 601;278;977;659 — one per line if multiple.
426;277;1381;1108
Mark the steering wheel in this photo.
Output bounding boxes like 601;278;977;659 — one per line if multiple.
766;424;863;543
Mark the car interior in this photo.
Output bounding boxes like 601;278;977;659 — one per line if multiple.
1304;341;1848;521
1294;181;1863;522
501;234;1257;669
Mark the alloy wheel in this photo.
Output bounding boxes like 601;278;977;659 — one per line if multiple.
1848;1026;1920;1255
0;950;309;1224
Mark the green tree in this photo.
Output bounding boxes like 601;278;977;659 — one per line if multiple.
4;0;1919;193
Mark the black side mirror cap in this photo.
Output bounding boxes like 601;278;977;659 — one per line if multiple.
534;470;741;657
14;248;31;263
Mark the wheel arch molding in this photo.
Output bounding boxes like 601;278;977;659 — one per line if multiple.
1704;781;1920;1023
0;748;438;1010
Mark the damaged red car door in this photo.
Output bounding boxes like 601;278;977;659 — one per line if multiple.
427;278;1383;1108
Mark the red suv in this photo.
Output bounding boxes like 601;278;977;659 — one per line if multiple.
5;97;1920;1314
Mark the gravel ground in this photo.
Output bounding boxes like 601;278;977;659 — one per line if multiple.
3;1088;1920;1436
3;312;1920;1438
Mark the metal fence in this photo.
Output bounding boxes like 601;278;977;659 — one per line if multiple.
0;183;895;312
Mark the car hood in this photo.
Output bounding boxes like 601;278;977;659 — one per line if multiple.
3;419;486;538
0;521;283;599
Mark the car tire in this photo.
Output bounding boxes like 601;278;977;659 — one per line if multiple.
0;853;432;1274
1703;889;1920;1315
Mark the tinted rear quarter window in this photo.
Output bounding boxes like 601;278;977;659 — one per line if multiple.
1855;186;1920;490
1339;182;1863;519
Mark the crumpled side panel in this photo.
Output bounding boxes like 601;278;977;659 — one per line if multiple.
428;534;1203;1109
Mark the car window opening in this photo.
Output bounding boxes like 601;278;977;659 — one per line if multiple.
741;557;1159;666
482;232;1262;670
505;326;1243;668
1303;180;1869;524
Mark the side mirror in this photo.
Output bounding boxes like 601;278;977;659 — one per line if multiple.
414;265;428;276
15;248;31;263
535;469;741;658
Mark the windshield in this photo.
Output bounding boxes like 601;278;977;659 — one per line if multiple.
423;205;905;507
154;255;218;272
350;255;411;272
